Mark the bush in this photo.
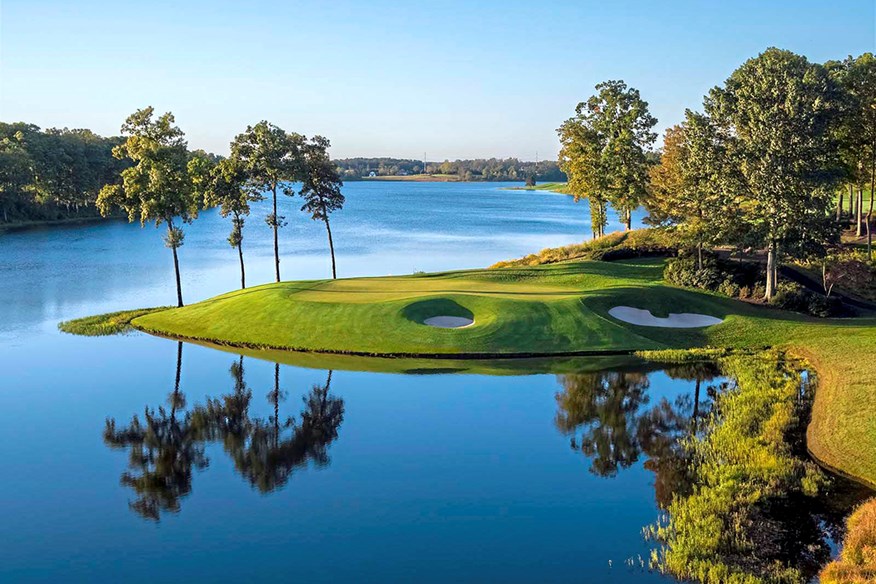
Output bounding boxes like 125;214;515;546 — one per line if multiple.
717;279;741;298
769;282;843;317
769;282;810;313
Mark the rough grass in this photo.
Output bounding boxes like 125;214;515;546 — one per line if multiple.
59;307;170;336
820;498;876;583
491;229;678;268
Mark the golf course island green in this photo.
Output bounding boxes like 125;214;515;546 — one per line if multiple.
63;252;876;489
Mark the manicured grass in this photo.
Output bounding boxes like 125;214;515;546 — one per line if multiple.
74;254;876;487
59;307;170;336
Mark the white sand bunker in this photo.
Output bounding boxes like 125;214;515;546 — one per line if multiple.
608;306;723;328
423;316;474;328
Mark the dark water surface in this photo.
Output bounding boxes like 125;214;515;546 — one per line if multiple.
0;182;797;582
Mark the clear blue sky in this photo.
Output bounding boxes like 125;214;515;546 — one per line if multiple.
1;0;873;160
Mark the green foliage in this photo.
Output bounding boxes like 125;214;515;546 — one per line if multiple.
491;228;678;268
650;354;829;584
558;80;657;237
59;307;170;336
0;122;130;224
335;157;566;182
706;48;843;297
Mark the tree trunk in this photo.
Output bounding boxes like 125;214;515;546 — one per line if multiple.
692;378;701;431
238;241;246;289
849;183;855;219
868;146;875;260
697;241;703;271
857;187;864;237
837;192;843;222
272;184;280;283
168;223;184;307
764;240;777;301
625;208;632;231
324;216;337;279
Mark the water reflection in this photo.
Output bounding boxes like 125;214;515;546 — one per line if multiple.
554;363;725;509
104;344;344;520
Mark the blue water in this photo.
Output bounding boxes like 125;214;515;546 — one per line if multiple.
0;181;691;583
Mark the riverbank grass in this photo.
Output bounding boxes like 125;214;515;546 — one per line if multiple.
59;307;170;336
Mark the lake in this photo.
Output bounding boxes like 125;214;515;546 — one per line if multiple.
0;181;852;582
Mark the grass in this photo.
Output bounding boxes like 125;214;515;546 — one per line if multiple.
59;307;170;336
70;243;876;488
504;182;570;194
820;498;876;583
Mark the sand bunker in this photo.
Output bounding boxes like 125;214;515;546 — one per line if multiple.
423;316;474;328
608;306;723;328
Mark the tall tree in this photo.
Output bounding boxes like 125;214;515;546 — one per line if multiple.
558;80;657;237
647;111;740;269
558;111;611;238
706;48;842;300
198;157;264;288
97;108;199;307
230;122;303;282
300;136;345;279
830;53;876;255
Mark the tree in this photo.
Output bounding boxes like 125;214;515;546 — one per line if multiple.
706;48;843;300
558;113;611;238
558;80;657;238
830;54;876;255
96;107;198;307
199;157;264;288
230;122;304;282
647;112;740;269
300;136;345;279
0;130;33;223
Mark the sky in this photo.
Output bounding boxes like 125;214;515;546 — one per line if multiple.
1;0;874;161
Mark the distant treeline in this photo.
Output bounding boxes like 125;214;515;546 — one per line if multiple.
0;122;133;224
336;157;567;182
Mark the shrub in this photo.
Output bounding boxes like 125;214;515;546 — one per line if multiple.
769;282;810;313
717;279;741;298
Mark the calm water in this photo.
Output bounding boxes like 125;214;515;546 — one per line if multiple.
0;181;828;582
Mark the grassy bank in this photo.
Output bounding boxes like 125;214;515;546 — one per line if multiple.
68;245;876;487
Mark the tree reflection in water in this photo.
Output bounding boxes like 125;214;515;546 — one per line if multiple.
104;346;343;520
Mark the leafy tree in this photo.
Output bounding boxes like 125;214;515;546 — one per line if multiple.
96;107;199;307
829;53;876;255
300;136;345;279
706;48;843;300
0;130;33;222
230;122;304;282
558;80;657;238
647;112;741;269
199;157;264;288
558;111;611;238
